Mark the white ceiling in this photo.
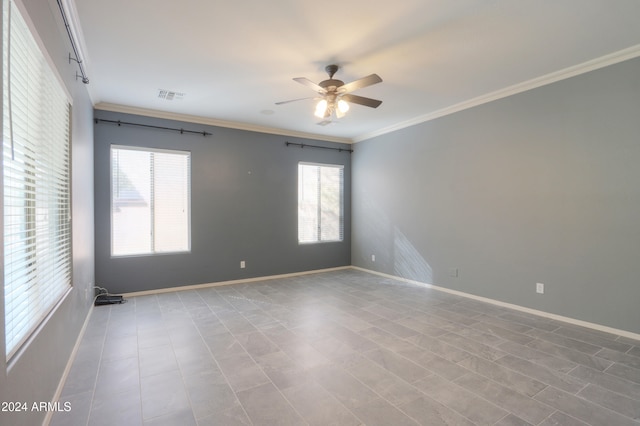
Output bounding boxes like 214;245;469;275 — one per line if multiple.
71;0;640;143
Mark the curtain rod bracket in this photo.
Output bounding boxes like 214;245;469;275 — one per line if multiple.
75;71;89;84
68;52;80;64
57;0;89;84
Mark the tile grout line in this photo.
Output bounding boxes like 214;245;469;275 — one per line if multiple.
226;280;357;426
303;279;483;425
86;305;113;426
228;276;420;426
181;287;259;425
132;297;146;426
62;270;640;426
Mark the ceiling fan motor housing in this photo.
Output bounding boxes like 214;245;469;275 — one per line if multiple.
319;79;344;91
320;64;344;92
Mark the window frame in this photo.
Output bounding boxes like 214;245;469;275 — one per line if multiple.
297;161;345;244
110;144;192;258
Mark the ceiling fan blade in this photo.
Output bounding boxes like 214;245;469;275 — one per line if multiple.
342;94;382;108
275;97;313;105
293;77;326;93
339;74;382;93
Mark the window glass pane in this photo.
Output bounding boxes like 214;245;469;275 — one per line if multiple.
298;164;319;243
320;166;342;241
153;152;190;252
111;149;151;256
298;163;343;243
111;146;190;256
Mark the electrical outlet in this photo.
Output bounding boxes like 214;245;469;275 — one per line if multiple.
536;283;544;294
240;261;246;269
449;268;459;278
371;254;376;262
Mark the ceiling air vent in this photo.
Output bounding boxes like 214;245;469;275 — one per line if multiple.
158;89;185;101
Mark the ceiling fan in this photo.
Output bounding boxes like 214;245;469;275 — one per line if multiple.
276;64;383;120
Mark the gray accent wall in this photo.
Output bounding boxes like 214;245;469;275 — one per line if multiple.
0;0;95;425
352;57;640;335
94;110;352;294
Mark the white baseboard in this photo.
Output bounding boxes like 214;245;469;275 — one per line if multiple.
112;264;639;341
351;266;640;341
43;303;95;426
120;265;352;298
39;263;636;426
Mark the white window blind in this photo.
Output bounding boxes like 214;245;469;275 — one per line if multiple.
111;146;191;256
3;0;72;359
298;162;344;243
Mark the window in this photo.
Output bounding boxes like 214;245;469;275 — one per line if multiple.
3;0;72;358
298;162;344;243
111;146;191;256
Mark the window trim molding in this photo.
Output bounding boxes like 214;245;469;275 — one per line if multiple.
109;144;192;258
297;161;345;245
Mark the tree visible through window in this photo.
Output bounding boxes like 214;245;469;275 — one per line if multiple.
298;163;344;243
111;146;191;256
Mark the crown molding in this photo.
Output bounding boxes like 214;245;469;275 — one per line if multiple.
94;103;352;144
95;45;640;146
353;44;640;143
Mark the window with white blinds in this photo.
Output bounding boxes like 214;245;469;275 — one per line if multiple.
111;146;191;256
3;0;72;359
298;162;344;243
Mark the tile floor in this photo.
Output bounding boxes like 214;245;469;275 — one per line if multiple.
50;269;640;426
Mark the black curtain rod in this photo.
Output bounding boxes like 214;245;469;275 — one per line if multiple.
285;141;352;153
94;118;212;136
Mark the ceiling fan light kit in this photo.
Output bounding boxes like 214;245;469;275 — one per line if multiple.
277;64;382;122
314;99;328;118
